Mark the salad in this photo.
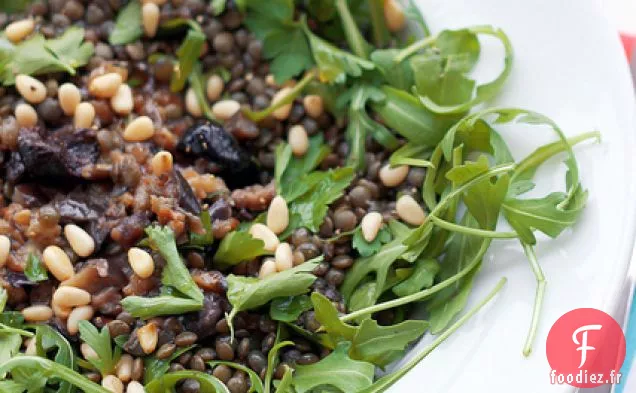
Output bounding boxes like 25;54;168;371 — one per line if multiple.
0;0;598;392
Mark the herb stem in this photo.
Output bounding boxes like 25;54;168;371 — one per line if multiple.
243;71;316;122
335;0;370;58
521;242;546;357
394;35;437;63
429;216;518;239
0;323;34;337
368;0;390;47
364;277;507;393
390;157;435;168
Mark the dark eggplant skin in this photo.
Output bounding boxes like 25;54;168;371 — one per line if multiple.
177;121;259;188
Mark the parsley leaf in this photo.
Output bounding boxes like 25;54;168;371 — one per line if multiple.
213;230;269;266
109;0;143;45
189;210;214;247
275;136;331;200
24;253;48;282
352;226;392;257
78;321;121;377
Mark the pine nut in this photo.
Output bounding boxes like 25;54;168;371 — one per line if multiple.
272;87;293;120
53;287;91;308
22;305;53;322
384;0;406;32
265;74;277;87
185;88;202;117
379;164;409;187
110;84;134;115
137;322;159;354
249;223;280;252
288;125;309;157
15;103;38;127
127;381;146;393
303;95;324;118
212;100;240;120
58;83;82;115
89;73;123;99
5;19;35;43
142;3;160;38
80;343;99;360
396;195;426;226
116;354;134;382
0;235;9;268
123;116;154;142
259;258;277;279
67;305;94;335
53;303;72;319
206;75;224;102
361;212;384;242
25;338;37;355
275;242;293;272
102;375;124;393
43;245;74;281
16;74;46;104
266;196;289;235
64;224;95;257
151;151;173;176
127;247;155;279
74;102;95;128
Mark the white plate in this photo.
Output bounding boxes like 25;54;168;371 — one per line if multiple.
388;0;636;392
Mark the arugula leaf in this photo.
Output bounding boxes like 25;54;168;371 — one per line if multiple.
311;292;357;342
276;136;331;200
0;381;26;393
392;258;439;297
0;28;94;85
352;226;392;257
145;370;230;393
144;345;195;384
120;296;203;319
291;342;374;393
264;331;294;393
35;325;76;393
403;0;431;37
109;0;143;45
210;0;227;15
171;27;206;92
244;0;314;83
213;231;268;266
24;253;48;282
269;295;313;322
226;258;321;332
367;0;390;46
0;332;22;374
333;0;372;58
209;361;263;393
78;321;121;377
0;312;24;328
370;49;415;91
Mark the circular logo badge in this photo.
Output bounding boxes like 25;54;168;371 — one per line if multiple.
546;308;626;388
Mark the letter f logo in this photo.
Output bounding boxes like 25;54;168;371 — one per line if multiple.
572;324;602;368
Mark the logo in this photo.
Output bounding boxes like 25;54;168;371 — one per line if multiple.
546;308;626;388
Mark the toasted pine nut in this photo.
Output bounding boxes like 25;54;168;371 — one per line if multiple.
127;381;145;393
80;343;99;360
102;375;124;393
127;247;155;279
212;100;240;120
185;88;202;117
396;195;426;226
58;83;82;115
206;74;224;102
64;224;95;257
22;305;53;322
5;19;35;43
74;102;96;128
266;196;289;235
379;164;409;187
249;223;280;252
53;286;91;308
116;354;134;382
110;84;134;115
151;151;173;176
259;258;277;279
123;116;154;142
25;338;37;355
272;87;293;120
43;245;74;281
384;0;406;32
275;242;293;272
89;73;123;99
15;75;46;104
67;305;94;335
0;235;10;268
53;303;72;319
15;103;38;127
303;95;324;118
137;322;158;354
288;125;309;157
361;212;384;242
142;3;160;38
